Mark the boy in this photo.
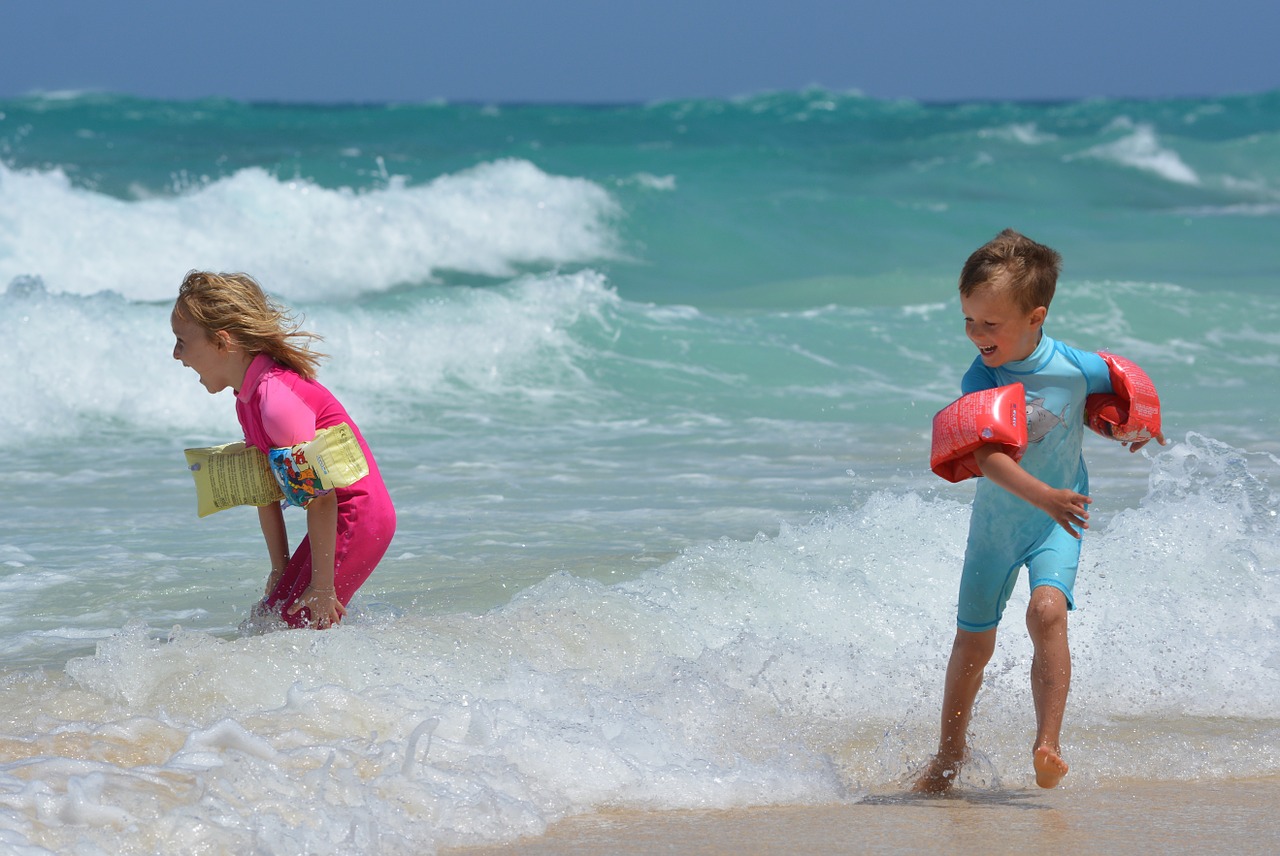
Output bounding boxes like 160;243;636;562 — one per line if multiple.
914;229;1164;794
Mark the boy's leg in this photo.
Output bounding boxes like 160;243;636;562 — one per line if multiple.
1026;584;1071;788
914;627;997;793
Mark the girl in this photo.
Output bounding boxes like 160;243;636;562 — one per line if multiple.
171;271;396;628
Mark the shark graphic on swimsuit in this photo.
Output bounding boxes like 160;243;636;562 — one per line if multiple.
1026;398;1066;443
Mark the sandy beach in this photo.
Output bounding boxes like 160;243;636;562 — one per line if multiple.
448;778;1280;855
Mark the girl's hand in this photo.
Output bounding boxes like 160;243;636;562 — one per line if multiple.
287;584;346;629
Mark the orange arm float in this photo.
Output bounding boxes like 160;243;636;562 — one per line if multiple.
931;383;1028;483
1084;352;1161;443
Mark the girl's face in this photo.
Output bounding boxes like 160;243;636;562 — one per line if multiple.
960;286;1047;368
171;310;244;394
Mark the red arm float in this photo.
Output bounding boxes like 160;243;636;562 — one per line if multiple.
930;383;1028;483
1084;352;1161;442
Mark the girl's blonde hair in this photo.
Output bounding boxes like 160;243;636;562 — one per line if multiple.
174;271;326;379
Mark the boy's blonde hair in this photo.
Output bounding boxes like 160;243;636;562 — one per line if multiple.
959;228;1061;314
174;271;326;379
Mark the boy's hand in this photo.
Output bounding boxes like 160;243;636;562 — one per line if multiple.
1037;487;1091;539
975;446;1091;538
1124;430;1168;454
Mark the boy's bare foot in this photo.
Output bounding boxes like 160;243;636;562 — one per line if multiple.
1033;745;1068;789
912;757;961;794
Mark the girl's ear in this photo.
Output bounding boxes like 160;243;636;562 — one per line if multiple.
214;329;236;350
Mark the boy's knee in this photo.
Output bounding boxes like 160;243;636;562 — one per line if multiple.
952;628;997;666
1026;586;1068;631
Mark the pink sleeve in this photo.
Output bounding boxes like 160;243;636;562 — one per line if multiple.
257;375;318;447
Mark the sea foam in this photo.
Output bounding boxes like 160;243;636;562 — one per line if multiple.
0;434;1274;852
0;158;621;300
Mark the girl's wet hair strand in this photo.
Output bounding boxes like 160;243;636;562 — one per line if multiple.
174;271;326;379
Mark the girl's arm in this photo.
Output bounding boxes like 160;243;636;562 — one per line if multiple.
974;446;1091;538
258;503;290;596
286;491;345;628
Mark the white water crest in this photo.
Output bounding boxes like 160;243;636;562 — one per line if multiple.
1069;121;1200;185
0;158;621;300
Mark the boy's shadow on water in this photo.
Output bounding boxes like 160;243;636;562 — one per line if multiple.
861;789;1050;810
857;789;1073;845
858;748;1052;810
857;786;1076;845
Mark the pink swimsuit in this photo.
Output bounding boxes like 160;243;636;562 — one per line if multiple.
236;354;396;627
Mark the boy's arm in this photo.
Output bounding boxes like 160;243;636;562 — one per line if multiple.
1075;347;1168;454
973;446;1091;538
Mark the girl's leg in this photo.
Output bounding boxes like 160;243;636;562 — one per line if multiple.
266;514;394;628
263;537;312;626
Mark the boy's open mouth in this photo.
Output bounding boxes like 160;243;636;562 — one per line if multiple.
979;345;997;355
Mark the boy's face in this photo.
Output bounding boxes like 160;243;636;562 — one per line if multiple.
960;285;1046;368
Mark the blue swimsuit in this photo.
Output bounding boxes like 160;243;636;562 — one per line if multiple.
957;334;1112;631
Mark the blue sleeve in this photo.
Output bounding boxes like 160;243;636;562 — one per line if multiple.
1064;346;1113;396
960;356;998;395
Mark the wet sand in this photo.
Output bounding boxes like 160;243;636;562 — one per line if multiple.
448;778;1280;855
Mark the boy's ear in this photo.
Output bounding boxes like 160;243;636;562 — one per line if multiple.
1029;306;1047;327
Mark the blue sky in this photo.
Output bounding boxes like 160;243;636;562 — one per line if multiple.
3;0;1276;103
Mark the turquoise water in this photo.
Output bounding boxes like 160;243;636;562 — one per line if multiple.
1;91;1278;854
